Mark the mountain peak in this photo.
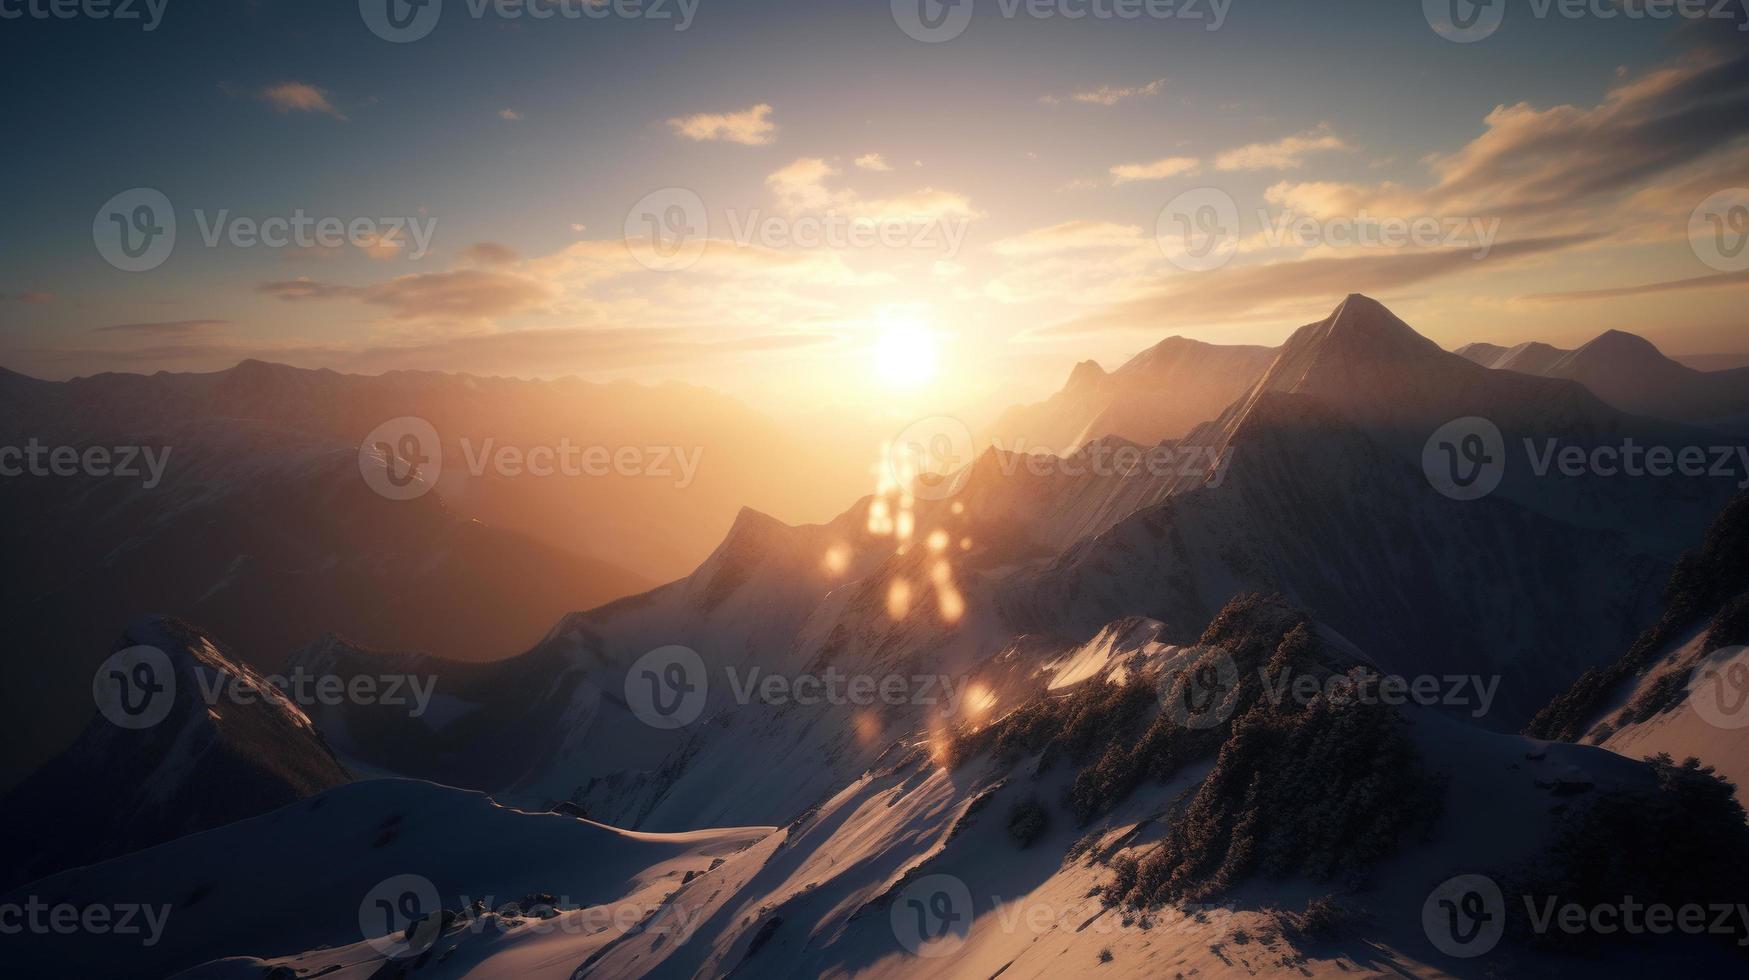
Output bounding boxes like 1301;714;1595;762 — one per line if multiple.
1282;294;1443;365
1065;359;1107;392
1576;328;1665;362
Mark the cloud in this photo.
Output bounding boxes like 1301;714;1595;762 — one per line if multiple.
764;158;978;223
1522;268;1749;303
1214;124;1349;172
257;269;556;321
1109;156;1201;184
498;108;522;121
1051;233;1599;333
1;291;54;304
854;153;893;172
261;82;346;120
462;242;521;266
356;230;404;261
1042;78;1165;106
92;319;228;335
992;220;1147;256
1265;44;1749;229
7;327;842;381
667;103;776;146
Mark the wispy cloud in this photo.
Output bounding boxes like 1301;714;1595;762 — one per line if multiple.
667;103;776;146
1523;269;1749;303
498;108;522;121
1214;124;1349;171
261;82;346;120
1041;78;1166;106
1;291;54;304
1052;233;1599;334
764;158;978;223
854;153;893;172
92;319;228;335
1109;156;1201;184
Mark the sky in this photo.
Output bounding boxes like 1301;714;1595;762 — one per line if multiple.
2;0;1747;422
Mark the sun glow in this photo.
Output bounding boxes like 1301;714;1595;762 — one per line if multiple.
872;309;940;388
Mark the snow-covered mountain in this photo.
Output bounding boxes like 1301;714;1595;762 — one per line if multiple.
8;294;1748;979
1527;490;1749;799
987;336;1277;455
14;598;1746;980
0;419;644;792
1458;329;1749;428
0;617;350;891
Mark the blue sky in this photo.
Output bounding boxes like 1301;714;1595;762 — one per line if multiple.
2;0;1745;414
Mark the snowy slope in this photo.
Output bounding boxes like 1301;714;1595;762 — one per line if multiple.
0;616;350;891
0;778;771;980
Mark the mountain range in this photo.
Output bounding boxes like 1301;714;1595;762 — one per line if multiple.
5;295;1748;978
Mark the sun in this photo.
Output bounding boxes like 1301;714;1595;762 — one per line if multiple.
873;309;940;388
